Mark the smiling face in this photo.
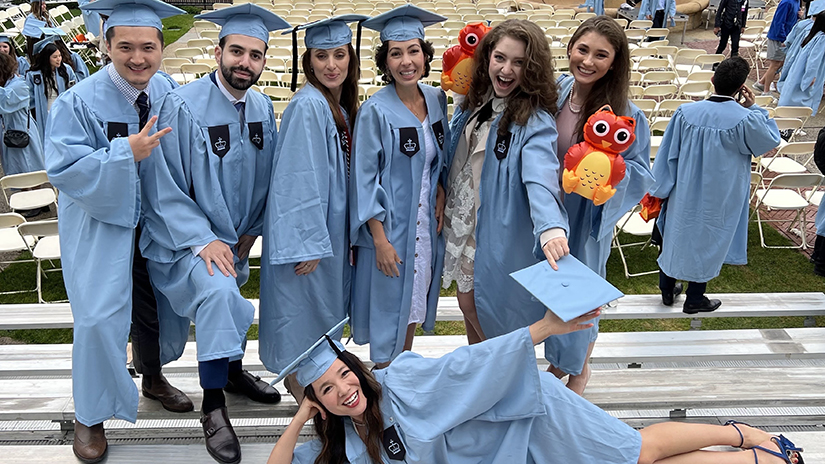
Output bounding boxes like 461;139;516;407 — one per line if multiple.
311;358;368;420
106;26;163;90
386;39;426;89
568;31;615;92
487;35;526;98
310;46;350;92
215;34;266;92
0;42;10;55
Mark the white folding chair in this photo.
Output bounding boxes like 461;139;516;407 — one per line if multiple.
0;213;37;296
16;219;63;303
0;171;57;216
248;236;263;270
751;173;824;249
612;205;658;278
758;141;815;175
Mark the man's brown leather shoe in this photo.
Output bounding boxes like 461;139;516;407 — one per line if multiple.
142;373;195;413
73;421;107;463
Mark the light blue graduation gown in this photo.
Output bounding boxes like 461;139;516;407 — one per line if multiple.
777;17;813;92
650;99;781;282
139;73;276;364
27;64;77;144
292;328;642;464
446;104;568;360
583;0;605;16
777;32;825;114
44;65;178;426
78;0;102;37
22;14;46;39
638;0;677;25
0;75;44;175
544;76;654;375
16;56;30;76
817;198;825;236
259;83;352;373
71;52;90;81
349;83;450;364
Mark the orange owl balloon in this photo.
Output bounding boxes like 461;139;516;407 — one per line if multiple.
441;22;491;95
562;105;636;206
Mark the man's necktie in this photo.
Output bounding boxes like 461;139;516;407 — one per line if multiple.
234;101;245;126
136;92;150;130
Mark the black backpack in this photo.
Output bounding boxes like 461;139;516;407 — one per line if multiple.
815;126;825;174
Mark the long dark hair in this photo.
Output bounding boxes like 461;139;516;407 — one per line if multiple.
30;1;52;22
462;19;559;137
302;44;360;131
374;38;435;84
53;39;77;73
567;16;631;142
31;43;69;98
802;13;825;48
303;351;384;464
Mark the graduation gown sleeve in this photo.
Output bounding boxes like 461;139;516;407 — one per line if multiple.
139;93;218;258
44;91;139;228
71;52;90;81
265;95;335;264
349;100;390;246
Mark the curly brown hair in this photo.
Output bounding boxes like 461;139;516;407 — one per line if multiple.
374;38;434;84
461;19;558;137
566;16;631;143
304;350;384;464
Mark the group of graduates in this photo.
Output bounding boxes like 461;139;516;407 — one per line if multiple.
0;0;93;199
35;0;813;463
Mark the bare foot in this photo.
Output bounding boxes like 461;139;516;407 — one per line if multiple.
565;363;591;396
754;438;801;464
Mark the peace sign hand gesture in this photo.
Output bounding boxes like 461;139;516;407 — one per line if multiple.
128;115;172;162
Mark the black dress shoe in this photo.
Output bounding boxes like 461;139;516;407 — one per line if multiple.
683;297;722;314
143;373;195;413
73;421;107;463
201;407;241;464
661;282;683;306
224;370;281;404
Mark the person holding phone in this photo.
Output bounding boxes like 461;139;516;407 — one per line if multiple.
647;57;781;314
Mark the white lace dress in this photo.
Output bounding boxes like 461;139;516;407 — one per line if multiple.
408;116;437;325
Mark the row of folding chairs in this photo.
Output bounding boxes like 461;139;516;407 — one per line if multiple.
0;212;60;304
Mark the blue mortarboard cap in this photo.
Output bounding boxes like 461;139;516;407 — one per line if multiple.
81;0;184;34
33;28;68;55
362;4;446;42
510;256;623;322
22;17;47;38
809;0;825;16
196;4;290;45
296;14;369;50
271;318;349;388
0;35;12;45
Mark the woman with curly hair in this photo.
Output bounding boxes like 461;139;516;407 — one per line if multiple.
441;19;569;348
349;5;450;369
545;16;654;394
268;314;804;464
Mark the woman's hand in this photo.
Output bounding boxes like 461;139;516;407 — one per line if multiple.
294;259;321;276
530;308;601;345
295;396;326;424
436;184;446;234
542;236;570;271
375;240;402;277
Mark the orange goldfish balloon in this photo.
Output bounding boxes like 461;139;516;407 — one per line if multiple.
441;22;491;95
562;105;636;206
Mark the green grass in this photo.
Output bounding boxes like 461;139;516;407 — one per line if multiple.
162;14;196;47
2;213;823;343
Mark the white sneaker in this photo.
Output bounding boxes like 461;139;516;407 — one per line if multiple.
753;81;765;91
770;82;778;92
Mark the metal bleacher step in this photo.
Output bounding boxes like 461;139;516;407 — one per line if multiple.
1;292;823;330
2;430;825;463
2;366;825;424
2;327;825;378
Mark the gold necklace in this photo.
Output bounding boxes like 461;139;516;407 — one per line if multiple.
403;98;424;119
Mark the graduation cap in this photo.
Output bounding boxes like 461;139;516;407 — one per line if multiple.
362;4;446;43
270;317;349;388
21;17;47;39
32;28;69;55
0;34;14;45
510;256;623;322
810;0;825;16
284;14;369;92
196;4;290;45
80;0;184;34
